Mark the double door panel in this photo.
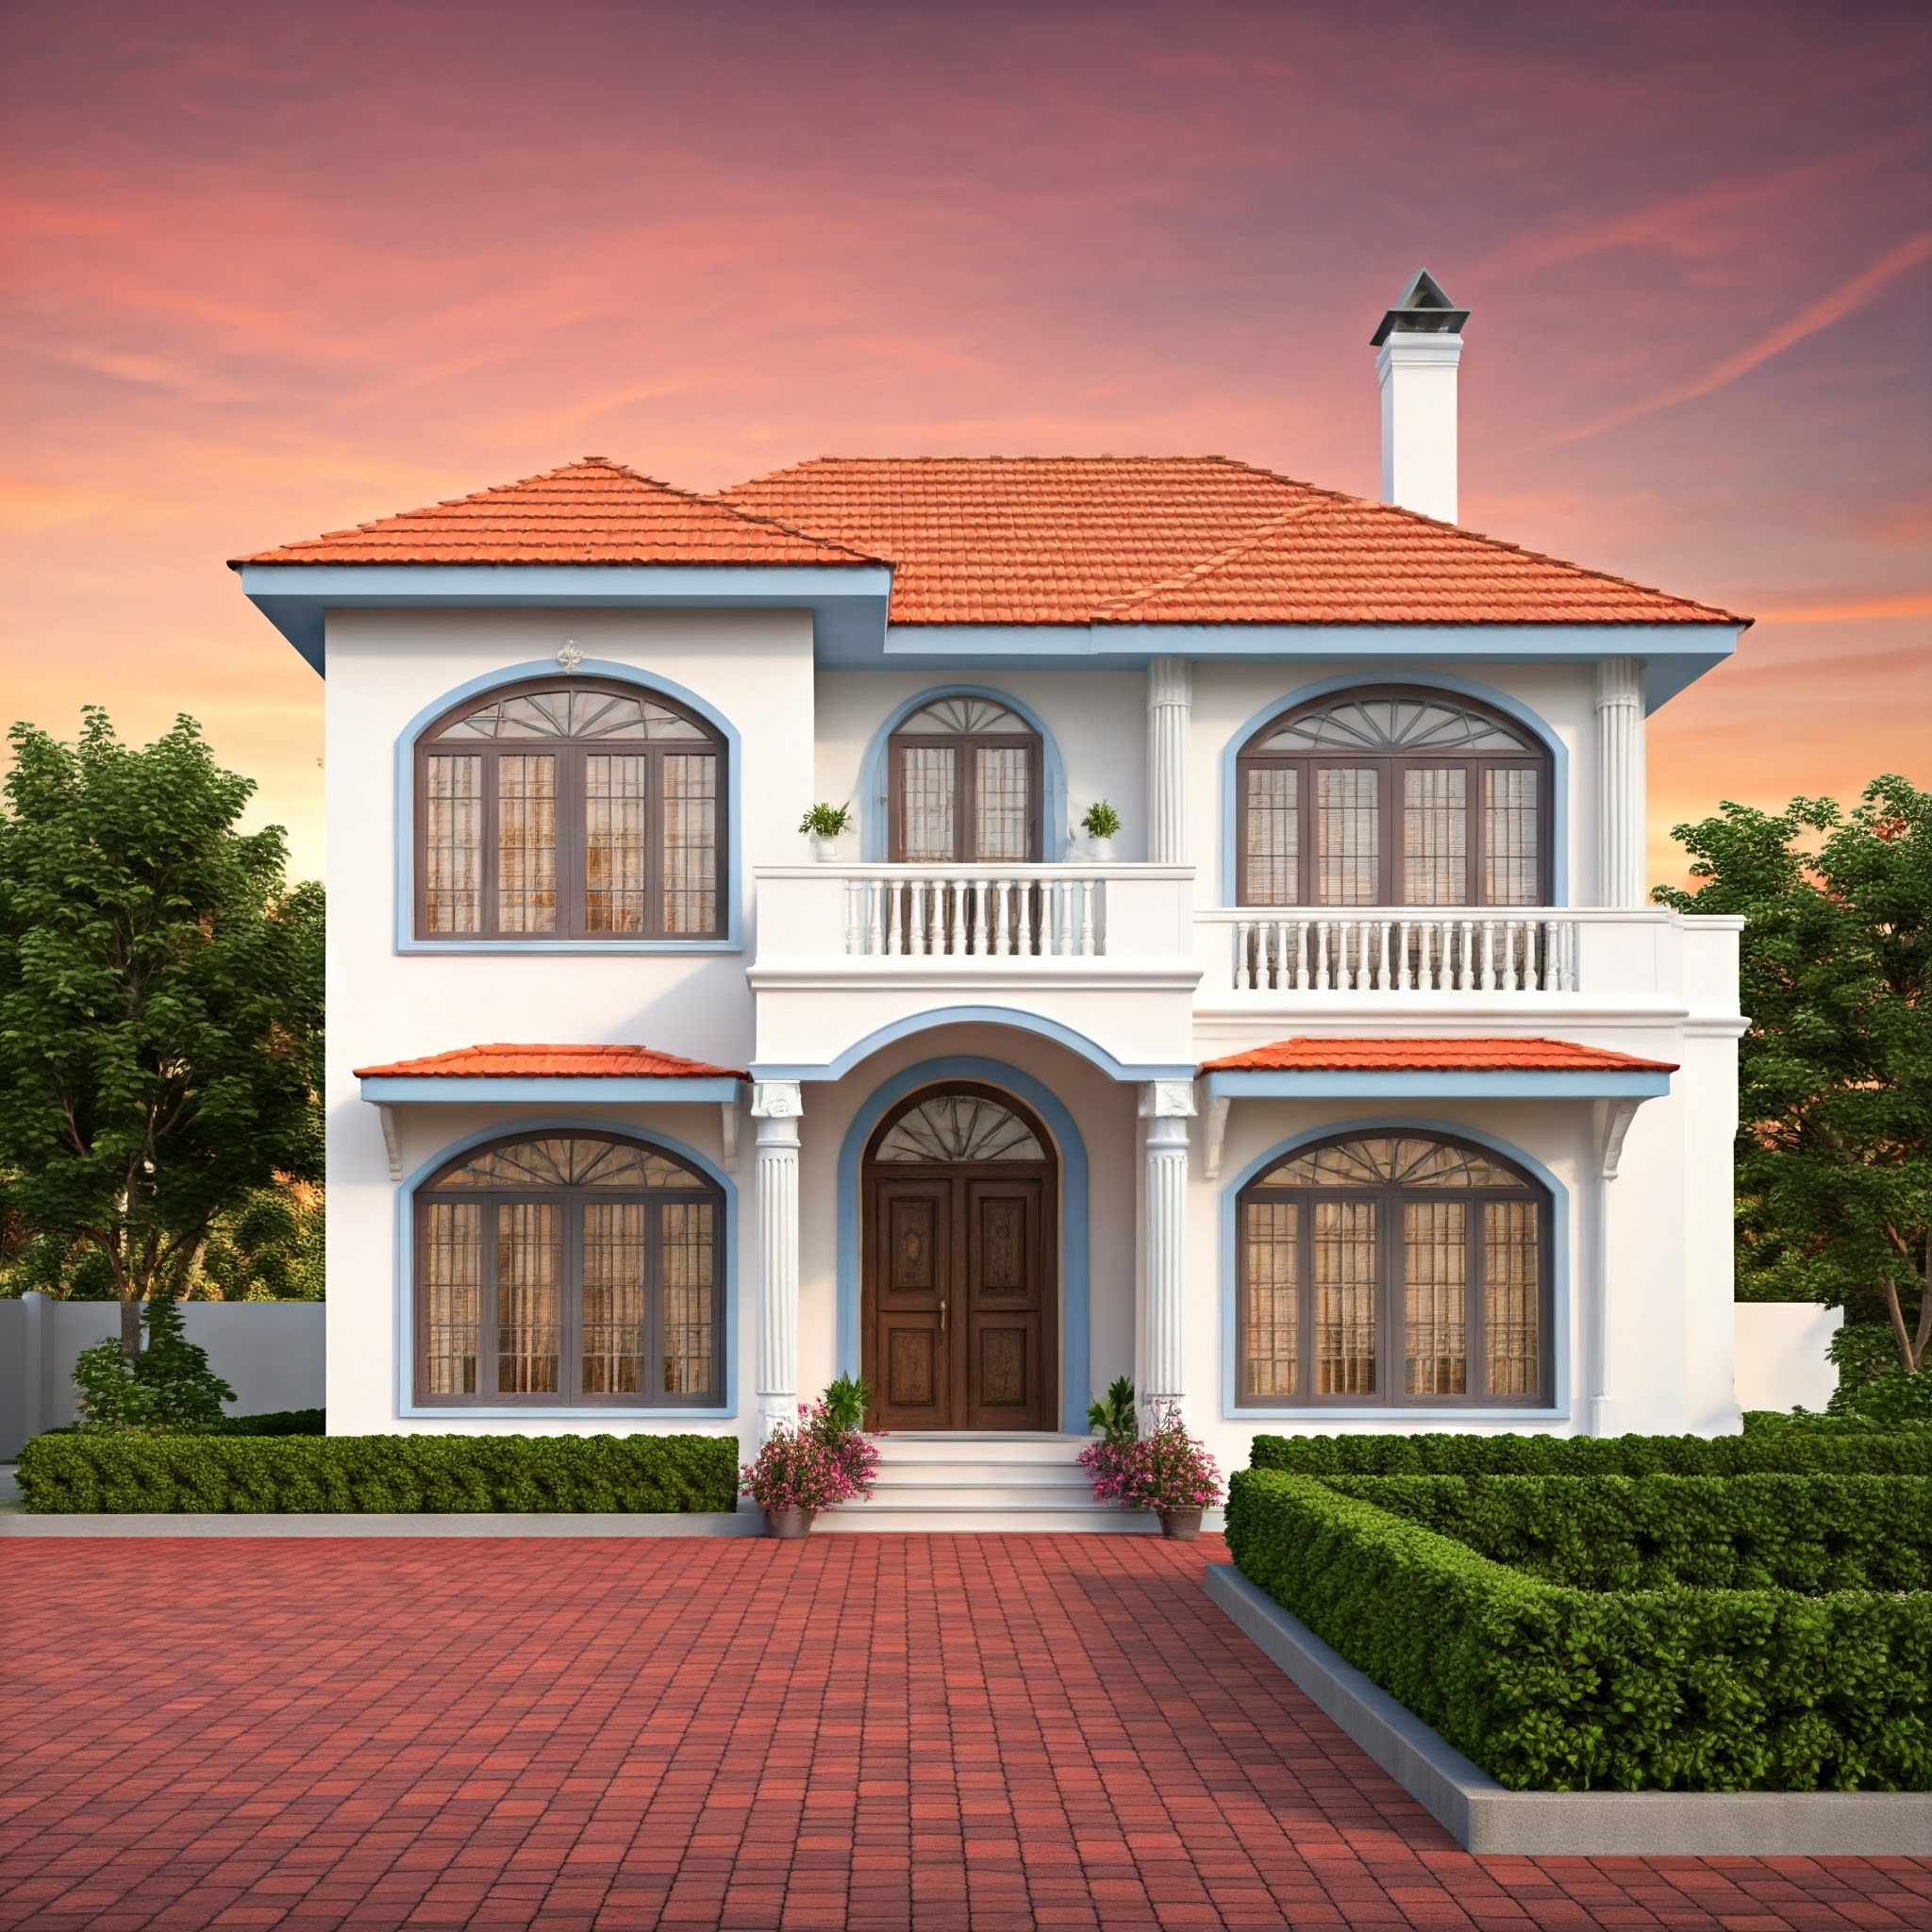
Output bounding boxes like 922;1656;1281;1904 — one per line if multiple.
865;1172;1052;1430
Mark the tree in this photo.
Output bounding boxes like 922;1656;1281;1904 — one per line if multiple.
1655;774;1929;1373
0;709;325;1359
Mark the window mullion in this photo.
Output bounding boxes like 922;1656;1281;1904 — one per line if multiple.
562;1193;583;1401
1468;1197;1489;1401
644;1199;664;1407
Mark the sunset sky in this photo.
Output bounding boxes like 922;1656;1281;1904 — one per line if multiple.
1;0;1926;886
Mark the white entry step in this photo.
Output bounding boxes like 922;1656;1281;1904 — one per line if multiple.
818;1431;1156;1534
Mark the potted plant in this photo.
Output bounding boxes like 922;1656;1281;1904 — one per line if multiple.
1080;800;1122;861
739;1378;879;1536
799;802;853;861
1076;1374;1141;1506
1123;1403;1224;1539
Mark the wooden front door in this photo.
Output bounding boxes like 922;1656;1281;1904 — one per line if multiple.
862;1087;1057;1431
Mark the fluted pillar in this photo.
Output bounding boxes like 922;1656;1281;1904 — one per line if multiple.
1146;657;1192;865
751;1081;802;1441
1594;658;1647;907
1140;1080;1195;1409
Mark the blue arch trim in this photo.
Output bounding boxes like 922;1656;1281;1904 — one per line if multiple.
856;682;1071;861
1217;1115;1571;1424
754;1005;1194;1084
392;1113;740;1422
835;1057;1090;1428
392;657;744;953
1217;672;1571;906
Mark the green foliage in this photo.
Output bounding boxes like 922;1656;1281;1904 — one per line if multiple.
1655;775;1930;1371
0;709;325;1353
1225;1469;1932;1791
18;1431;740;1513
1314;1474;1930;1592
820;1373;871;1435
71;1297;235;1428
798;802;852;838
196;1181;325;1301
1080;801;1122;841
1248;1428;1932;1475
1086;1375;1139;1447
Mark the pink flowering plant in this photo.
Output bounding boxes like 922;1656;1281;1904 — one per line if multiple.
1121;1403;1224;1513
1077;1375;1142;1504
740;1378;879;1514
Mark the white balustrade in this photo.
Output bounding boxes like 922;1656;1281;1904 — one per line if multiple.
838;867;1110;958
1219;909;1580;994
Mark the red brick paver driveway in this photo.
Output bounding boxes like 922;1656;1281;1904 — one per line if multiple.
0;1536;1924;1931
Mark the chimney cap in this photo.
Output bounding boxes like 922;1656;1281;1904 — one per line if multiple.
1371;268;1470;346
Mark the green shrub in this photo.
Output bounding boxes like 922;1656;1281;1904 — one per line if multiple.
198;1408;327;1437
1247;1428;1932;1476
1225;1468;1932;1792
18;1431;740;1514
1316;1474;1931;1592
72;1297;235;1428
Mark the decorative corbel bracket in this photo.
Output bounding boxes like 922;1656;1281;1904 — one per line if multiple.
1597;1096;1641;1181
378;1104;403;1182
720;1096;741;1173
1203;1094;1233;1181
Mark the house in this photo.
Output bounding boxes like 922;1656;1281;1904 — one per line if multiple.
234;275;1749;1525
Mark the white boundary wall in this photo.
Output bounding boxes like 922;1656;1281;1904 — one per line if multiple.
1733;1302;1841;1415
0;1296;325;1457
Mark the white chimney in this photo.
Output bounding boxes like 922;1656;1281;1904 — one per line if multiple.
1374;269;1467;525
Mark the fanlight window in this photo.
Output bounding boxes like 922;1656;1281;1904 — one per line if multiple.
416;678;724;941
1237;1134;1549;1409
889;695;1041;864
873;1092;1045;1163
415;1132;724;1408
1238;688;1548;910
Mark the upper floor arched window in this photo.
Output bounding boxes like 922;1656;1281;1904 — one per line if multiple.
1236;1131;1550;1408
1237;689;1549;908
889;696;1041;863
414;1130;724;1407
415;680;724;941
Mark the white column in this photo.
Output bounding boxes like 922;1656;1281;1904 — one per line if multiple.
1594;657;1647;908
1146;656;1191;865
751;1080;803;1441
1140;1080;1195;1409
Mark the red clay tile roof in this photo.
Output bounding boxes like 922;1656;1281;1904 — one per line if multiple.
718;456;1742;627
233;458;877;568
1200;1037;1678;1074
353;1043;747;1080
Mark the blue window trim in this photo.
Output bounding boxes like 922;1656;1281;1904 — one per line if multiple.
1218;1115;1572;1424
392;1114;739;1422
855;683;1071;861
752;1005;1194;1085
392;658;744;955
1203;1070;1668;1101
833;1056;1090;1431
361;1076;742;1105
1217;672;1571;907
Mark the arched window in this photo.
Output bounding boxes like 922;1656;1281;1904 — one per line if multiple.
1236;1133;1549;1407
1237;689;1548;908
414;1131;724;1407
415;680;725;941
889;696;1041;863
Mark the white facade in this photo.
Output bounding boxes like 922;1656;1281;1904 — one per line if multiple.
284;587;1747;1476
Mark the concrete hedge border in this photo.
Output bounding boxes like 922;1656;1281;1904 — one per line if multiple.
1248;1429;1932;1476
1224;1468;1932;1793
17;1431;741;1515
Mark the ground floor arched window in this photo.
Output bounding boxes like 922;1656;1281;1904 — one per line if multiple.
1236;1132;1550;1407
414;1131;724;1407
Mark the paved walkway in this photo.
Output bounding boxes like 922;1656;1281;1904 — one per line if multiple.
0;1536;1924;1931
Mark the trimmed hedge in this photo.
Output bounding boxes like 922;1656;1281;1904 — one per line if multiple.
1248;1429;1932;1476
1317;1474;1931;1593
1224;1468;1932;1792
200;1408;327;1438
17;1431;741;1514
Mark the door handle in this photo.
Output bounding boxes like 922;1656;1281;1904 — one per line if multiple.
939;1297;948;1335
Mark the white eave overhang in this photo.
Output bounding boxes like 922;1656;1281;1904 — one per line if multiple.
358;1074;743;1105
1200;1065;1673;1102
238;562;896;675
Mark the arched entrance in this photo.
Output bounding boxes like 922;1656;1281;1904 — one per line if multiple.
861;1083;1059;1431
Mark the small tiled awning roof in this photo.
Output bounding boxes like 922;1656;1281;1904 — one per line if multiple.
353;1043;746;1080
1200;1038;1677;1074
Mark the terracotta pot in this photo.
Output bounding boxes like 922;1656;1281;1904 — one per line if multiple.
764;1506;813;1540
1158;1507;1203;1541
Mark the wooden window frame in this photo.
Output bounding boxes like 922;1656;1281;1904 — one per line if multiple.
413;677;728;941
887;715;1043;864
1233;1132;1554;1409
1236;685;1551;908
412;1132;726;1409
